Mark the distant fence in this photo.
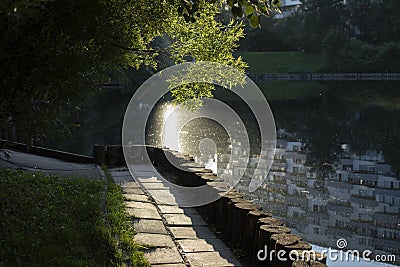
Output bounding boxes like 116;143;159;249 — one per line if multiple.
99;73;400;89
247;72;400;81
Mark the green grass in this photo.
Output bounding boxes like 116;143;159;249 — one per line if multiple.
0;168;149;267
236;51;325;73
102;167;149;267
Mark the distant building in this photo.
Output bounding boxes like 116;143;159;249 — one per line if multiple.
274;0;302;19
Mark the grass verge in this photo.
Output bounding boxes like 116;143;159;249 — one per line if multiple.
102;166;149;267
0;168;149;266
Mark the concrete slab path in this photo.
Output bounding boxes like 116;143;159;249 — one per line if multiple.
0;149;102;178
110;167;241;267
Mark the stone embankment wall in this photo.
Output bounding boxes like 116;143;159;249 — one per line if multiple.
94;145;328;267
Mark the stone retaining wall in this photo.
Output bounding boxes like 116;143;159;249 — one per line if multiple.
95;145;328;267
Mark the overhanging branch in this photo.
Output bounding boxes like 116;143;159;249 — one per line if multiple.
111;43;172;58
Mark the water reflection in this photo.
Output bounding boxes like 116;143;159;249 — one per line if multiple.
236;129;400;265
145;85;400;266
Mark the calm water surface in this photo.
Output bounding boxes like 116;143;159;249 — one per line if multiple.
46;81;400;266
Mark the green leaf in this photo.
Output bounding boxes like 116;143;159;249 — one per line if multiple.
227;0;235;8
249;14;259;28
245;4;254;15
257;2;269;16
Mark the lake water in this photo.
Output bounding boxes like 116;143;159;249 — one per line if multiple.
45;80;400;266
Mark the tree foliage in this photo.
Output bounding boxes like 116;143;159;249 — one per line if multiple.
0;0;279;147
348;0;400;44
296;0;348;53
335;40;400;72
240;0;400;73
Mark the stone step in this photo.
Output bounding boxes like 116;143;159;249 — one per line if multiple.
132;219;168;235
169;226;217;240
164;213;207;226
185;251;241;267
177;238;231;253
144;247;185;265
134;233;175;248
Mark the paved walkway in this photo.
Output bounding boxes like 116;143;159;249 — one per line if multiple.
110;167;241;267
0;149;102;178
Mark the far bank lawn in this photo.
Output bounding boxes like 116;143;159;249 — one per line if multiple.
237;51;325;73
0;168;148;267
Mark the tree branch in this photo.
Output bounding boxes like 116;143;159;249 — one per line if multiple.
111;43;173;58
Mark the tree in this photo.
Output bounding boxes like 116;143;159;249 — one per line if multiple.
0;0;279;148
296;0;347;52
347;0;372;41
347;0;400;45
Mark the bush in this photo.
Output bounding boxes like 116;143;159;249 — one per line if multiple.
0;169;111;266
335;39;378;72
0;168;149;266
335;39;400;72
322;28;350;70
375;42;400;72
